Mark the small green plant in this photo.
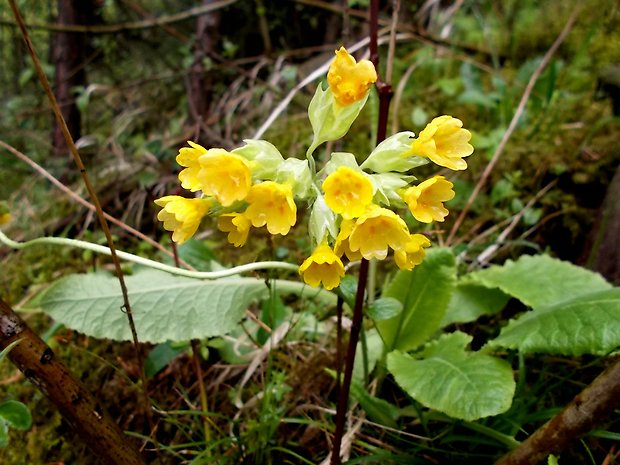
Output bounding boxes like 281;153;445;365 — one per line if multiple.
0;341;32;448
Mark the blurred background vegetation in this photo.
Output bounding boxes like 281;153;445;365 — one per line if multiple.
0;0;619;464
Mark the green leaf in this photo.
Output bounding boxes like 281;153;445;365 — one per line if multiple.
489;289;620;355
27;269;271;343
468;254;612;308
257;292;289;346
0;339;22;363
352;328;385;382
367;297;402;321
0;420;7;448
350;379;399;428
441;282;510;327
377;248;456;351
177;239;215;270
145;342;187;378
0;401;32;431
387;332;515;421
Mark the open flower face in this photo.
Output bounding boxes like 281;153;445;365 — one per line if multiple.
197;150;252;207
403;175;455;223
322;166;374;219
394;234;431;270
176;141;207;192
409;116;473;170
348;206;411;260
244;181;297;235
327;47;377;106
217;213;252;247
334;219;363;261
154;196;210;244
299;243;345;290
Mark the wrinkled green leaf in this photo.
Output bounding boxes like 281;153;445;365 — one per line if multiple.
441;283;510;327
388;332;515;421
0;401;32;431
378;248;456;351
27;269;270;343
489;289;620;355
177;239;215;270
353;328;385;382
468;254;612;308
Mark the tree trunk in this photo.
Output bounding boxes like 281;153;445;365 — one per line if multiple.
51;0;97;157
187;0;221;145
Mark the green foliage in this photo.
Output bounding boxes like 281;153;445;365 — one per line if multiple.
27;269;272;343
388;332;515;421
0;401;32;448
489;289;620;355
377;248;456;351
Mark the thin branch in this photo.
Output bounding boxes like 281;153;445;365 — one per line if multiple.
446;9;579;245
494;357;620;465
0;139;194;270
0;0;236;33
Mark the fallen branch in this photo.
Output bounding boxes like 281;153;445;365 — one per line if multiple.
494;357;620;465
0;298;146;465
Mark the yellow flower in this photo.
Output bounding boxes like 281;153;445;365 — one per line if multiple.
322;166;374;219
334;219;363;261
176;141;207;192
402;175;455;223
244;181;297;235
217;213;252;247
348;206;410;260
394;234;431;271
299;243;345;290
154;196;210;244
197;150;252;207
409;116;473;170
327;47;377;106
0;213;10;225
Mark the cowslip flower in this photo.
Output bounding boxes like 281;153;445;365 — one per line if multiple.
322;166;374;219
409;116;473;170
154;196;210;244
334;219;363;261
244;181;297;235
327;47;377;106
299;243;345;290
217;213;252;247
197;150;251;206
394;234;431;271
177;141;207;192
348;206;411;260
402;175;455;223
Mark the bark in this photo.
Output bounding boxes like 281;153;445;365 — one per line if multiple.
51;0;98;157
188;0;221;145
494;358;620;465
0;298;146;465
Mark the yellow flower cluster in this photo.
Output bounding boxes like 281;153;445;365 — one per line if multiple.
155;47;473;291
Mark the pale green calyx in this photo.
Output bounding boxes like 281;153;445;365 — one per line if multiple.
361;131;429;173
232;139;284;179
308;194;338;246
371;172;413;207
274;158;313;198
306;83;370;158
320;152;361;177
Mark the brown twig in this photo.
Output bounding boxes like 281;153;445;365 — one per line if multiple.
0;139;195;270
446;9;579;245
0;298;146;465
0;0;236;33
494;357;620;465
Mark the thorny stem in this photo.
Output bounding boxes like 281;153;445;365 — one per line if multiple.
330;2;394;463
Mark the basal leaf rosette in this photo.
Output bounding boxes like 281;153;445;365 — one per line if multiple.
307;47;377;157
